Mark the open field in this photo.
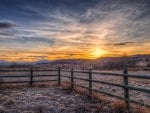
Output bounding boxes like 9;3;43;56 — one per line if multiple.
0;84;149;113
0;84;106;113
61;70;150;105
0;67;150;113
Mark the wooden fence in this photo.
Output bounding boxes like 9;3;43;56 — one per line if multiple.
0;67;150;109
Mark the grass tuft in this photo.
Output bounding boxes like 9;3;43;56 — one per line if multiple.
132;107;149;113
35;105;44;113
0;95;14;105
0;105;6;113
112;100;126;113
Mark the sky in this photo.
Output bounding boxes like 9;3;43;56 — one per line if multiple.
0;0;150;61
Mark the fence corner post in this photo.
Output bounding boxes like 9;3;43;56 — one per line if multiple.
71;68;74;90
58;66;61;86
30;67;33;86
89;68;92;97
123;67;129;109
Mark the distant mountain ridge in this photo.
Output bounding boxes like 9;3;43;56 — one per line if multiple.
0;54;149;66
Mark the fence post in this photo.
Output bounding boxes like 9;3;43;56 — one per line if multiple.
89;68;92;96
123;67;129;109
58;66;61;86
71;68;74;90
30;67;33;85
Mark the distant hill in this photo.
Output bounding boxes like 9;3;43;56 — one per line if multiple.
0;54;149;68
0;60;11;66
51;54;150;64
51;59;90;65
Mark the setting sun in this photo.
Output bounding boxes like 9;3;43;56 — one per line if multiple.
91;48;106;58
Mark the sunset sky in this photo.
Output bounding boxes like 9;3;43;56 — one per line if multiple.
0;0;150;61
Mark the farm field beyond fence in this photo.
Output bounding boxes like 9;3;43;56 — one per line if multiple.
0;67;150;110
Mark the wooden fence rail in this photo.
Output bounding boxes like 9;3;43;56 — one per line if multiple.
0;67;58;84
0;67;150;109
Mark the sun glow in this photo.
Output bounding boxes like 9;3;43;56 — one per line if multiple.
91;48;106;58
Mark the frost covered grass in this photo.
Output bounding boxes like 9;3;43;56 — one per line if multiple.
0;83;110;113
61;70;150;105
61;83;150;113
0;83;149;113
0;67;149;113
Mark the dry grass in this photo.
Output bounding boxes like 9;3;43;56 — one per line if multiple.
95;103;111;113
60;82;73;94
74;105;92;113
92;92;110;103
0;83;27;90
22;110;33;113
35;105;44;113
132;107;150;113
111;100;127;113
0;105;6;113
58;104;66;112
60;82;150;113
73;87;89;97
0;82;57;90
61;82;109;101
31;82;57;88
111;101;150;113
0;81;149;113
61;82;112;112
0;95;14;106
61;82;72;89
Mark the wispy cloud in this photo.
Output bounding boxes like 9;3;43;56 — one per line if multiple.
0;22;15;29
113;42;134;46
0;0;150;61
0;32;11;36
